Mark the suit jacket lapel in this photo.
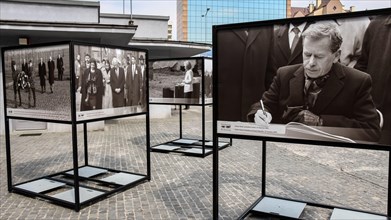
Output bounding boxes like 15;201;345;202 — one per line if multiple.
276;25;290;62
288;38;303;64
246;28;261;50
287;22;311;64
311;63;345;113
233;29;247;44
289;66;305;106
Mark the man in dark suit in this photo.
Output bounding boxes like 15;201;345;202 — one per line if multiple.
125;55;141;110
355;15;391;145
57;54;64;80
110;57;125;107
217;26;274;121
248;22;380;142
38;57;46;93
27;60;36;108
11;59;21;107
22;58;28;73
47;56;55;93
79;54;91;111
271;22;310;72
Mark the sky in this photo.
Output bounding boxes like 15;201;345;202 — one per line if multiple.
87;0;391;40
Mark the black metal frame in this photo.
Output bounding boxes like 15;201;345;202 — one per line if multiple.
212;8;391;220
1;41;151;211
149;57;230;157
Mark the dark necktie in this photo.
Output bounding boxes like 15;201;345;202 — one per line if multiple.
304;74;330;108
291;27;300;54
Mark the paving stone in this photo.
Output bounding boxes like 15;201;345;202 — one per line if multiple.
0;107;388;219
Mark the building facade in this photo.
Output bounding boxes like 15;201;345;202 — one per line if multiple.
177;0;289;43
291;0;356;17
0;0;204;134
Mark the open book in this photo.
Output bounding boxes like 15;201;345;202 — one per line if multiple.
217;121;356;143
286;122;356;143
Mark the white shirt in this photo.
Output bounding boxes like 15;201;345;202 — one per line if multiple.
288;22;307;49
183;70;193;93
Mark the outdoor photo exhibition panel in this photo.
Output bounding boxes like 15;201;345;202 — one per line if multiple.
149;57;229;157
2;41;150;211
213;8;391;219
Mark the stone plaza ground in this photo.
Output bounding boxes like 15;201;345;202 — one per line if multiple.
0;106;389;219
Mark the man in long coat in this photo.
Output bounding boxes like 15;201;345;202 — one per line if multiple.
110;57;125;107
38;57;46;93
48;56;55;93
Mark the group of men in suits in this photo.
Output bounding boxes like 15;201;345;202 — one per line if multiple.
37;57;56;94
36;56;57;94
109;54;147;111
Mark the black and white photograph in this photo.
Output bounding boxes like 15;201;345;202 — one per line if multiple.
74;44;147;121
215;13;391;146
149;58;203;105
3;44;71;121
204;58;213;104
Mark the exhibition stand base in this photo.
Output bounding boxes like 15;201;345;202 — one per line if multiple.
12;165;148;211
151;138;230;157
241;196;388;220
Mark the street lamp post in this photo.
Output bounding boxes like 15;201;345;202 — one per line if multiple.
201;8;210;43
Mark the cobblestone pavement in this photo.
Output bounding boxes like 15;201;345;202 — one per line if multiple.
0;106;388;219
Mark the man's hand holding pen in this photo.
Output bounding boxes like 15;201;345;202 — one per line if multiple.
254;101;323;127
254;100;272;127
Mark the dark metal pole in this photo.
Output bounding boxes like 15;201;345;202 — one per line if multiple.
262;140;266;196
179;104;183;139
5;118;13;191
201;59;206;156
146;52;151;180
84;122;88;166
213;127;219;220
388;150;391;216
72;122;80;211
70;42;80;211
146;110;151;180
212;27;218;220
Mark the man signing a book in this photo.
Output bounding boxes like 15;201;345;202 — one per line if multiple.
247;21;381;142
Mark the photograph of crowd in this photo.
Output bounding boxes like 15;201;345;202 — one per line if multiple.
74;45;147;121
149;58;204;105
216;13;390;145
3;44;71;121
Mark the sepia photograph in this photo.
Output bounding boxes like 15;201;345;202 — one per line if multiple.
3;44;71;121
149;58;203;105
204;58;213;104
74;44;147;121
216;13;391;146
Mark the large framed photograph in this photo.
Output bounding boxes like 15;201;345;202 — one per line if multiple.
149;57;212;105
214;8;391;146
2;43;72;121
74;43;148;121
2;42;148;122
